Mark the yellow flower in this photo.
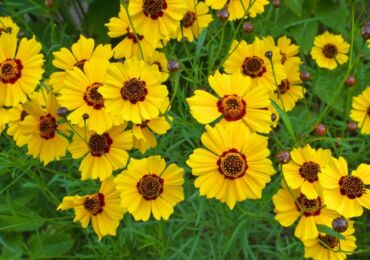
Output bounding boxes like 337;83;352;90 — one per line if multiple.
320;157;370;218
264;35;302;65
57;177;126;241
0;16;20;37
367;39;370;48
19;91;69;165
0;34;44;106
57;59;124;134
50;35;112;92
100;58;169;124
224;38;286;91
144;51;169;82
349;86;370;134
105;4;161;59
174;0;213;42
303;221;356;260
187;71;273;133
133;115;171;153
128;0;187;40
282;144;332;199
271;60;305;111
115;156;184;221
186;123;275;209
273;185;339;241
205;0;269;20
68;126;133;181
311;31;350;70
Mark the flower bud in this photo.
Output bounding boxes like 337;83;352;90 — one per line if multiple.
56;107;69;117
300;71;311;81
276;151;291;164
347;122;357;132
242;22;254;33
217;9;229;21
265;51;273;59
332;217;348;233
272;0;281;8
345;75;356;87
314;124;326;136
82;113;89;120
167;60;180;73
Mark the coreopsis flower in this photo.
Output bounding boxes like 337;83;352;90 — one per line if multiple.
282;144;332;199
145;51;169;82
57;177;126;241
349;86;370;134
311;31;350;70
19;91;69;165
0;16;20;36
224;38;286;91
206;0;269;20
264;35;302;65
133;115;171;153
0;34;44;106
273;185;339;241
128;0;187;40
271;60;305;111
174;0;213;42
68;125;133;181
50;35;112;92
186;123;275;209
115;156;184;221
100;57;169;124
187;71;273;133
57;59;124;134
367;39;370;48
105;4;161;59
0;106;14;133
303;221;356;260
320;157;370;218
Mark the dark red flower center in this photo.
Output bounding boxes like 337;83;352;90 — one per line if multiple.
299;161;320;183
322;44;338;58
0;59;23;84
83;82;104;110
275;79;290;94
84;193;105;216
217;94;246;121
88;133;113;157
181;11;196;28
142;0;168;20
319;235;339;249
217;148;248;179
367;106;370;117
295;193;322;216
126;27;144;43
20;110;28;121
0;27;12;35
137;174;164;200
280;52;287;64
121;78;147;104
39;114;57;140
242;56;266;78
339;176;365;199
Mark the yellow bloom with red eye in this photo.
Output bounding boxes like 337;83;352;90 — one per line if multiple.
174;0;213;42
19;91;69;165
187;123;275;209
144;51;169;82
128;0;187;41
57;59;124;134
206;0;269;20
133;115;171;153
311;31;350;70
105;4;161;59
282;144;332;199
264;35;302;65
303;221;356;260
224;38;286;91
100;57;169;124
57;176;126;241
187;71;273;133
0;16;20;37
0;34;44;106
349;86;370;135
115;156;184;221
273;185;339;241
50;35;112;92
68;125;133;181
320;157;370;218
271;60;305;111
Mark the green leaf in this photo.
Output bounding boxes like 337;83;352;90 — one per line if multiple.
28;232;74;258
283;0;303;17
316;224;346;240
0;233;23;260
271;100;297;143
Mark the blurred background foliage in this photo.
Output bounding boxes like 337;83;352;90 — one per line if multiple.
0;0;369;259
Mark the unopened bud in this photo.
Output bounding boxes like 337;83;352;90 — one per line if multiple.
332;217;348;233
56;107;69;117
276;151;291;164
265;51;273;59
217;8;229;21
272;0;281;8
347;122;357;132
242;22;254;33
45;0;53;7
82;113;89;120
314;124;326;136
167;60;180;73
361;21;370;40
300;71;311;81
345;75;356;87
